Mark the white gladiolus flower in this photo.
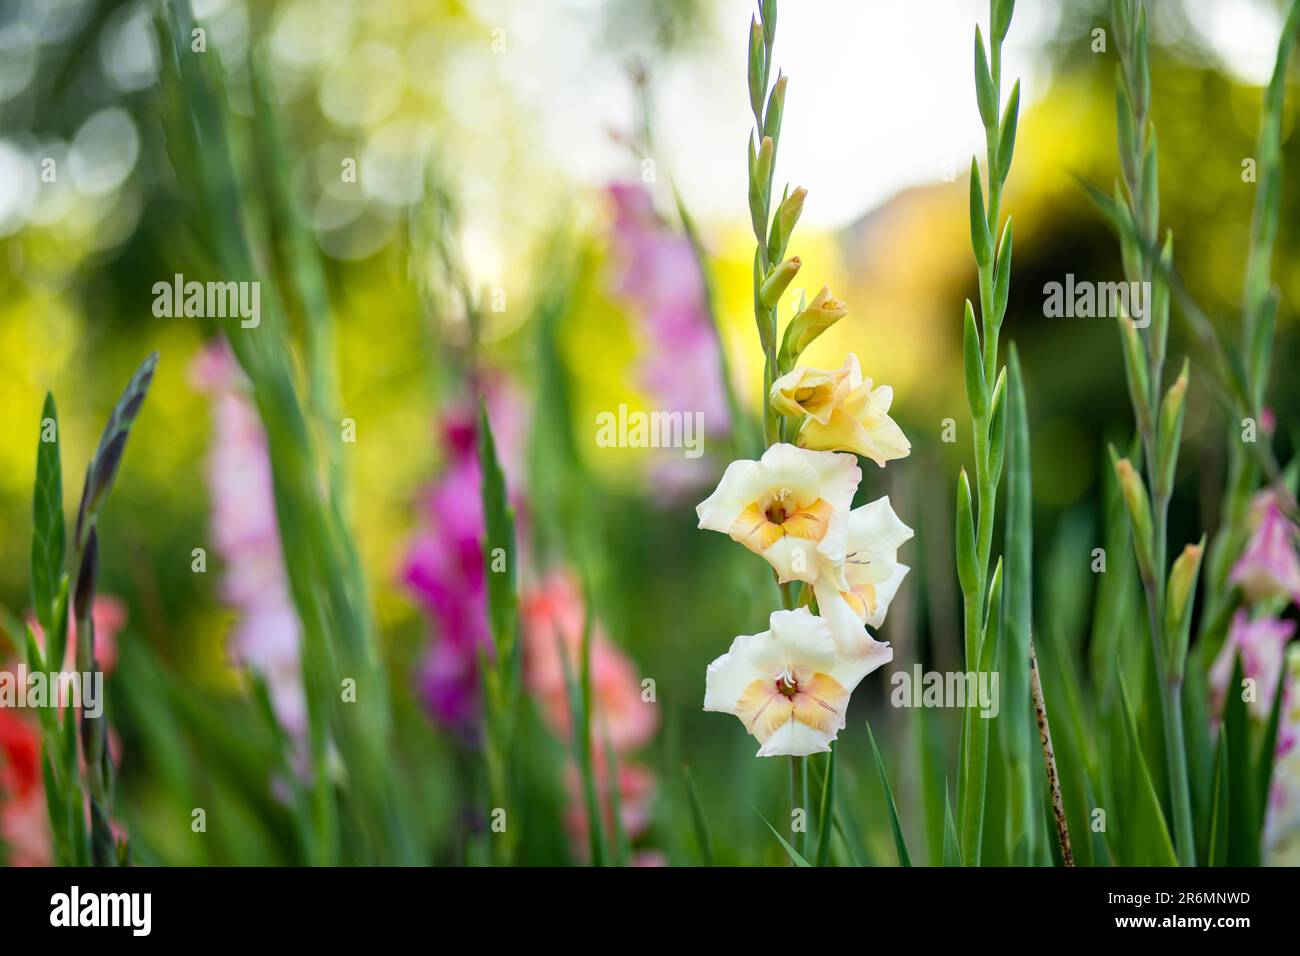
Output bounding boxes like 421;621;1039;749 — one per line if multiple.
812;496;913;656
696;443;860;585
703;607;892;757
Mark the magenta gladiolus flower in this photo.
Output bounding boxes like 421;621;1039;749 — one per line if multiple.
1209;609;1296;721
1229;491;1300;606
401;381;526;731
191;343;306;740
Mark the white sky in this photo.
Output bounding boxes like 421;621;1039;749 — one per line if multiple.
477;0;1289;231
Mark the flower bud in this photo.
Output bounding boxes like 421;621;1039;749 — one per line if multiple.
777;286;846;369
759;256;800;309
1155;360;1188;498
1113;454;1155;582
1164;538;1204;678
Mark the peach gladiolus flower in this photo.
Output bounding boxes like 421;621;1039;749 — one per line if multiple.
696;443;860;585
704;607;891;757
793;354;911;468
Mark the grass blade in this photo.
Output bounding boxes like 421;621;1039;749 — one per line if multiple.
682;764;715;866
30;392;65;644
816;748;836;867
752;804;812;867
1117;675;1179;865
866;721;911;866
942;780;963;867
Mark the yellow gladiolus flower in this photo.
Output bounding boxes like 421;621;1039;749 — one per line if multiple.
794;354;911;468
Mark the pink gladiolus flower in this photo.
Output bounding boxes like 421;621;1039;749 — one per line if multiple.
1229;491;1300;606
522;572;658;754
606;182;730;442
1209;609;1296;721
191;343;306;740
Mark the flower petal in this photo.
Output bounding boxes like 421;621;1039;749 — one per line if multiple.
865;562;910;629
756;714;835;757
848;496;914;554
703;632;769;713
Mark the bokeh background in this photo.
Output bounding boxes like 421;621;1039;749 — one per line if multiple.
1;0;1298;865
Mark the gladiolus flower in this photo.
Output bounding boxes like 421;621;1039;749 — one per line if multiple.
794;354;911;468
0;708;50;866
1229;491;1300;606
769;364;845;425
1209;609;1296;721
606;182;731;447
704;607;891;757
696;443;860;585
523;572;658;754
812;496;912;655
191;342;306;740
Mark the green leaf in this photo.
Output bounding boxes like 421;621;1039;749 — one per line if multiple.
973;26;998;129
962;300;987;419
31;392;66;638
991;220;1014;329
987;370;1008;487
996;80;1020;184
1002;347;1036;861
478;398;519;670
1207;732;1229;867
683;764;714;866
752;804;812;867
866;722;911;866
1115;77;1139;192
942;781;964;867
1222;654;1260;864
969;158;992;269
556;594;605;867
1133;6;1151;118
1117;676;1179;865
816;748;836;867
